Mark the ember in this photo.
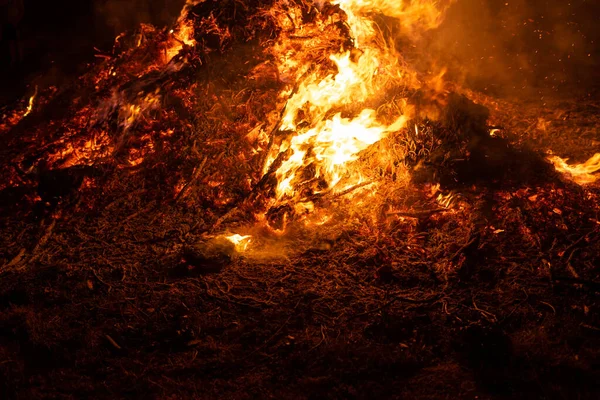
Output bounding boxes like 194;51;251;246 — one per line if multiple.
0;0;599;398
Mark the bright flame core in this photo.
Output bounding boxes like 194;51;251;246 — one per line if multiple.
262;0;450;205
225;234;252;252
24;86;38;117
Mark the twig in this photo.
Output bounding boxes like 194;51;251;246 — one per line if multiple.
324;181;375;201
387;208;447;218
308;324;327;352
449;233;481;263
349;293;441;320
124;202;157;222
1;248;27;271
552;276;600;291
32;217;58;255
23;213;61;269
539;301;556;314
176;156;208;201
581;323;600;332
105;334;122;350
560;227;599;259
209;206;241;234
472;298;497;323
243;299;302;360
92;268;113;289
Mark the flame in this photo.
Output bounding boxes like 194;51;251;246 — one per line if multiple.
261;0;450;205
225;234;252;252
334;0;449;29
548;153;600;185
163;0;201;62
275;110;408;198
166;19;196;62
23;86;38;117
119;90;162;131
436;191;457;208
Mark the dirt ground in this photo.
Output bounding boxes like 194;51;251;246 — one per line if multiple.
1;89;599;400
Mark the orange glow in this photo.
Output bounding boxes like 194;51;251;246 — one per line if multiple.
166;19;196;62
261;0;450;206
548;153;600;185
119;90;162;131
225;234;252;252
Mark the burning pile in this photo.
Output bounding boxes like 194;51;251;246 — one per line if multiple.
1;2;600;397
1;0;599;253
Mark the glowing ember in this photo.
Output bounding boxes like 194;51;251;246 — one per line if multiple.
548;153;600;185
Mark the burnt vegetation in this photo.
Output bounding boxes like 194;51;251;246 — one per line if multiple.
0;1;599;398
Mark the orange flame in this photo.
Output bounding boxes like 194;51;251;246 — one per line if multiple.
548;153;600;185
23;86;38;117
166;19;196;62
262;0;450;204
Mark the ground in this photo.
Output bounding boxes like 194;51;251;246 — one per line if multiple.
1;92;599;399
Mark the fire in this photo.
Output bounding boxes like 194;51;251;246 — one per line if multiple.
275;109;408;199
163;0;202;62
107;89;163;132
23;86;38;117
261;0;451;208
166;19;196;62
225;234;252;252
548;153;600;185
0;0;457;234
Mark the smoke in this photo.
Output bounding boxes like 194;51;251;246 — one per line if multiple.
90;0;599;97
415;0;600;96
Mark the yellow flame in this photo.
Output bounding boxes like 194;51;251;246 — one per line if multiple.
548;154;600;185
225;234;252;252
166;19;196;62
334;0;450;32
23;86;38;117
436;191;456;208
119;90;162;131
276;110;408;198
262;0;447;204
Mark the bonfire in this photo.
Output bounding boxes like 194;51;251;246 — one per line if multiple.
0;0;599;398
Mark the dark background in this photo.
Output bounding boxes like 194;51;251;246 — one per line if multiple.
0;0;185;104
1;0;599;104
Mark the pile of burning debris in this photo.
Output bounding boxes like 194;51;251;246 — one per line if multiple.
0;0;599;397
